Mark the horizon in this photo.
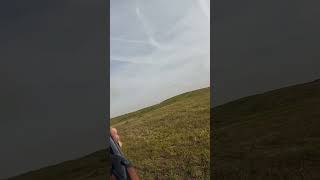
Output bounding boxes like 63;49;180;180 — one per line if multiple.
110;75;320;118
111;86;210;118
213;77;320;108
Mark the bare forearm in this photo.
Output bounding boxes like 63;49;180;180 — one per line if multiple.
127;167;139;180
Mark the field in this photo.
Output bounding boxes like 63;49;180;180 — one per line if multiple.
111;87;210;179
7;79;320;180
7;87;210;180
212;79;320;180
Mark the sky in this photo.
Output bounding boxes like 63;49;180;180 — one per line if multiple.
213;0;320;106
0;1;107;178
110;0;211;117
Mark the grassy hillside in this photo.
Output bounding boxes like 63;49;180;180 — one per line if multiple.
212;79;320;180
7;87;210;180
112;87;210;179
7;150;108;180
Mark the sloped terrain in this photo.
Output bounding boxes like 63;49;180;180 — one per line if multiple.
112;87;210;179
7;151;108;180
7;88;210;180
212;79;320;180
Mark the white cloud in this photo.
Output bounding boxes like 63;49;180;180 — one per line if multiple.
110;0;210;117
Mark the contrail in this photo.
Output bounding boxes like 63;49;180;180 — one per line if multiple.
135;7;162;49
111;56;154;65
111;37;151;45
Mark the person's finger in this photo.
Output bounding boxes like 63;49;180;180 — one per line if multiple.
118;140;123;147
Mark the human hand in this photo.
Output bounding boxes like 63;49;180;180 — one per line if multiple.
110;127;122;147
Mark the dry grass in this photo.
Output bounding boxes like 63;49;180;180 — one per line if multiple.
112;87;210;179
212;80;320;180
7;88;210;180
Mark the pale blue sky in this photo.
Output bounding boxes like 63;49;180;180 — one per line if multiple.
111;0;210;117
